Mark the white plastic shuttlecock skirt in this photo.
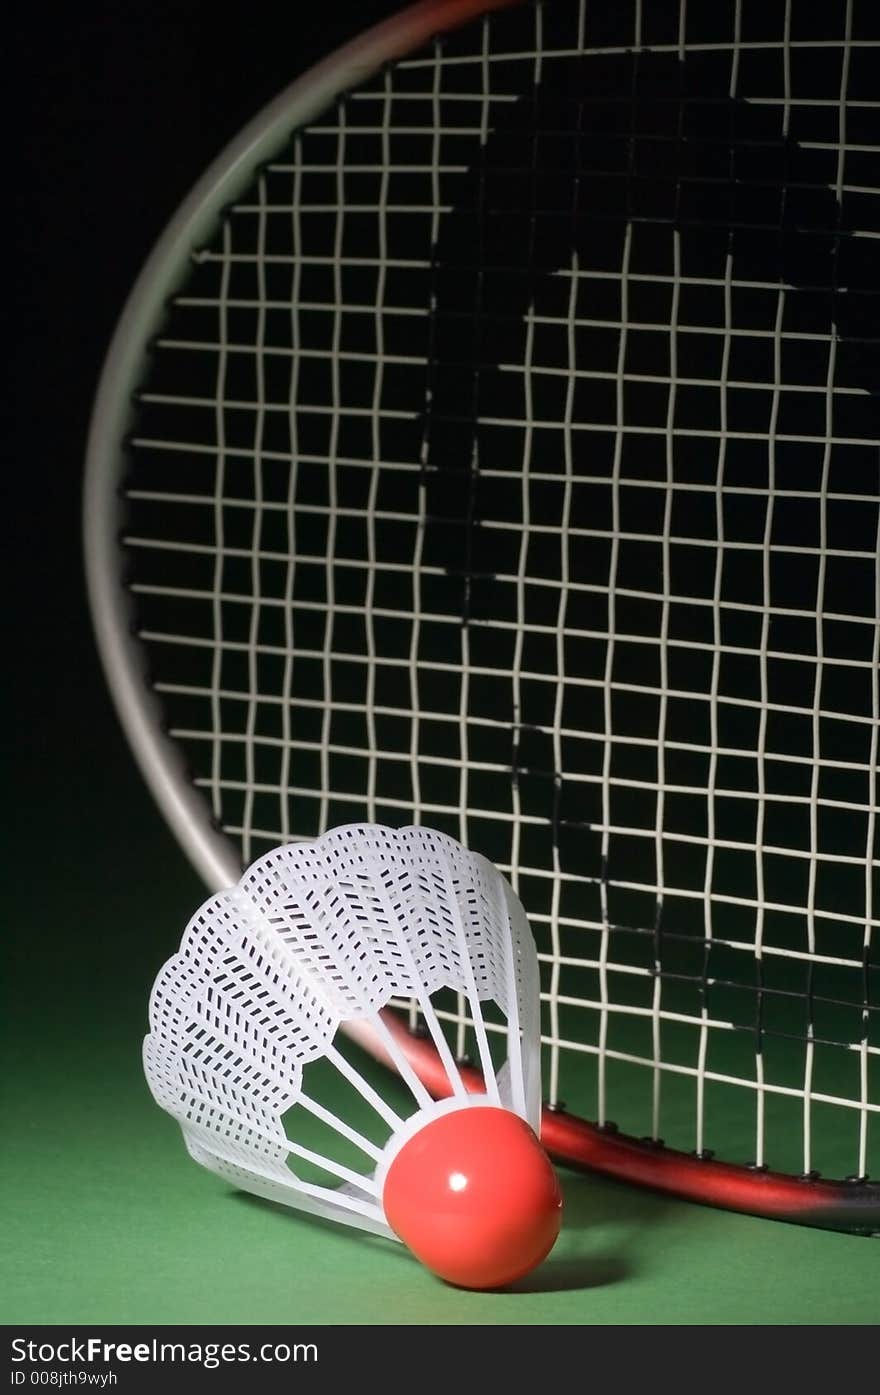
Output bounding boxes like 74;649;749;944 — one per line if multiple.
144;824;542;1239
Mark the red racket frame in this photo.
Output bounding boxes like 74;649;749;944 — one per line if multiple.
346;1011;880;1235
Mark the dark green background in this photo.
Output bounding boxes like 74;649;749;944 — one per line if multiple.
5;0;877;1326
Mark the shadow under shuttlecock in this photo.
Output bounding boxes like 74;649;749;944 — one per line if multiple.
507;1254;629;1295
506;1170;676;1295
230;1166;675;1295
228;1186;613;1292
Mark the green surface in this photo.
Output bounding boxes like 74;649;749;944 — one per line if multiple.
2;636;877;1328
3;774;878;1328
3;1019;878;1325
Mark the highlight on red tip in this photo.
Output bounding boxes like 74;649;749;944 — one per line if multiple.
381;1105;563;1290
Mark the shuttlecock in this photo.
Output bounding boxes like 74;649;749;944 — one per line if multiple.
144;823;562;1288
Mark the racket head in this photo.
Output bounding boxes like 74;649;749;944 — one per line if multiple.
84;0;880;1228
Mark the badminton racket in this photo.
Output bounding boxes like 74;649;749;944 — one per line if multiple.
84;0;880;1232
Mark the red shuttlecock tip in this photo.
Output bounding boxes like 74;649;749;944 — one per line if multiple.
382;1105;563;1290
